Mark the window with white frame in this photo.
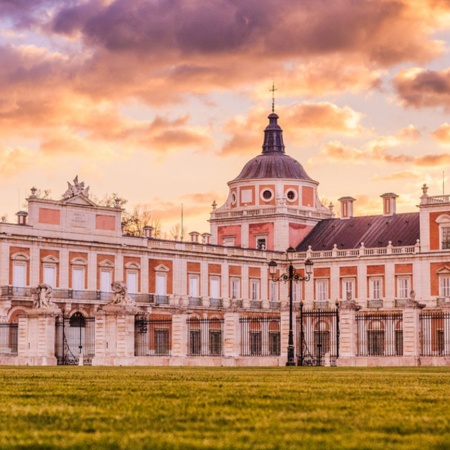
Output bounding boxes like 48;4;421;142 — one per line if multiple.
231;278;240;298
440;276;450;298
292;281;302;302
12;263;26;288
250;279;260;301
436;214;450;249
11;252;29;288
72;267;85;290
43;265;56;287
269;281;277;302
100;269;112;292
369;278;382;300
256;236;267;250
210;277;220;299
156;273;167;296
126;271;138;294
316;279;328;301
189;274;200;297
397;277;410;299
342;279;355;300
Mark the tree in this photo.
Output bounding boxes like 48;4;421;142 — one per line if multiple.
169;223;188;241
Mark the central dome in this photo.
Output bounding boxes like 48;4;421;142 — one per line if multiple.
232;112;314;182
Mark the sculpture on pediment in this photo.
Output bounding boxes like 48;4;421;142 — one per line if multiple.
108;281;136;307
31;284;57;309
63;176;90;200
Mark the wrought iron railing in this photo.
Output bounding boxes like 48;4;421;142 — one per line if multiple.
420;311;450;356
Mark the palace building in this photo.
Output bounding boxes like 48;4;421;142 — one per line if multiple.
0;112;449;367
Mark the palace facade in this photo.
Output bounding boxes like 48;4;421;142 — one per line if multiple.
1;112;450;366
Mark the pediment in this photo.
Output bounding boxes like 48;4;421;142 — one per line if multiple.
98;259;115;268
437;266;450;274
61;194;97;207
41;255;59;264
436;214;450;224
154;264;170;272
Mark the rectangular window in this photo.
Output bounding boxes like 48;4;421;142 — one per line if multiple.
370;278;382;299
256;238;267;250
442;227;450;249
12;264;26;288
231;279;240;298
292;282;302;302
250;280;259;301
210;277;220;299
43;266;56;287
342;279;354;300
440;276;450;298
269;332;280;356
155;329;170;355
209;331;222;356
316;280;328;301
190;330;201;355
100;270;112;292
72;267;85;290
189;275;199;297
156;273;166;296
269;281;277;302
250;332;262;356
397;277;410;299
126;271;138;294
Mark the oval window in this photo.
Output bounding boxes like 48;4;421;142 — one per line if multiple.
286;190;297;201
262;190;273;201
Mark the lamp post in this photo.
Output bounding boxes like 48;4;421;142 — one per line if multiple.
268;247;313;366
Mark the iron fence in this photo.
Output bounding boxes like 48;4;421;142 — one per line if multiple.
55;313;95;365
240;316;281;357
297;308;339;366
420;311;450;356
135;316;172;356
356;312;403;356
0;323;18;354
187;317;224;356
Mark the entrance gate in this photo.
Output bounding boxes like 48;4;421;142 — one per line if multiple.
55;313;95;365
297;307;339;366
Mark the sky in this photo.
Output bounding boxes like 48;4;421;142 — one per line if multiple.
2;0;450;237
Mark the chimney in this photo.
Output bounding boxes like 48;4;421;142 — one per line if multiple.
143;225;154;238
201;233;212;244
189;231;200;243
338;197;356;219
16;211;28;225
381;193;398;216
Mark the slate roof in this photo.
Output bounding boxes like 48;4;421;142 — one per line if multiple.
296;212;420;251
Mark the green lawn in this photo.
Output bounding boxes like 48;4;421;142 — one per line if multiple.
0;366;449;449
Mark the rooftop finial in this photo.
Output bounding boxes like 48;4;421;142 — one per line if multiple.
269;82;277;113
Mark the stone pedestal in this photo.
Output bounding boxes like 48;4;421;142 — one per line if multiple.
280;309;291;365
223;312;240;363
402;306;421;364
337;308;357;366
170;312;188;365
92;304;140;366
17;307;60;366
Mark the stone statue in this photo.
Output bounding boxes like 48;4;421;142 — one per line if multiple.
63;176;90;199
31;284;57;309
108;281;135;307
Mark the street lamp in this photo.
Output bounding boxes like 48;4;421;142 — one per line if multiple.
268;247;313;366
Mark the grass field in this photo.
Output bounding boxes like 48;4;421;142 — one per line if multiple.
0;366;449;449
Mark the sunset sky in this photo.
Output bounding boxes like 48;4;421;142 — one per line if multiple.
2;0;450;236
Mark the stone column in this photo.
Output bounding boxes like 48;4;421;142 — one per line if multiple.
401;303;422;365
280;307;290;366
223;311;240;365
17;307;60;366
92;304;140;366
336;301;360;366
171;311;188;364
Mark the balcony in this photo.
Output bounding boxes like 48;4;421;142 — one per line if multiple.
269;301;281;310
313;301;330;309
367;299;383;309
250;300;262;310
188;296;202;307
154;294;169;305
209;298;223;308
436;297;450;307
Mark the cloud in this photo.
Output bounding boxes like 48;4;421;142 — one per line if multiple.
394;67;450;109
431;123;450;144
221;102;365;155
372;171;423;182
396;125;421;141
0;146;34;177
